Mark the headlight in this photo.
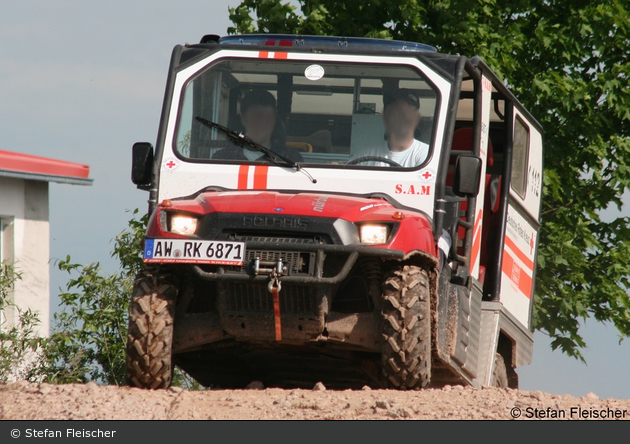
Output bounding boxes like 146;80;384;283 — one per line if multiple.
169;214;198;235
359;224;389;244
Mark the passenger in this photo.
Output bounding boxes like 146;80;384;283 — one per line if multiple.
350;89;428;167
212;89;303;163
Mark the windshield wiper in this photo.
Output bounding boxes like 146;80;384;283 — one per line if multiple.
195;116;316;183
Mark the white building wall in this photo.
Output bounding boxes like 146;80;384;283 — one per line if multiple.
0;176;50;337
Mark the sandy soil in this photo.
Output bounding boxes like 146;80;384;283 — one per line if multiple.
1;380;629;420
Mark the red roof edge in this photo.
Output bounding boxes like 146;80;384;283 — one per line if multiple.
0;150;90;179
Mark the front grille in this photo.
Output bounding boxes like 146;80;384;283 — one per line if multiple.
224;282;315;315
235;235;316;244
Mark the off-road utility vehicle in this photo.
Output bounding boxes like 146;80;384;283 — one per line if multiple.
128;34;543;389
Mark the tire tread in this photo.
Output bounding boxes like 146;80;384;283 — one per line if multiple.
381;264;431;389
125;269;177;389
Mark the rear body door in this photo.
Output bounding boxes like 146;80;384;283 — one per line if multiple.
499;110;543;330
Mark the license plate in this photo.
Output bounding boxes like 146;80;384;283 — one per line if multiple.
143;238;245;266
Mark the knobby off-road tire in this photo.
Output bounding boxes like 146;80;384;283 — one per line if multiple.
126;268;177;389
490;352;509;388
381;264;431;389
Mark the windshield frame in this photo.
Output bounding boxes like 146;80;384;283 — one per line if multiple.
167;50;452;172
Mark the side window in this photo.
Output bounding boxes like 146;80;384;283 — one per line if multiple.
511;116;530;199
176;69;233;159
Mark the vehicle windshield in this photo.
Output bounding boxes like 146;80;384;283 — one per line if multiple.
175;58;439;169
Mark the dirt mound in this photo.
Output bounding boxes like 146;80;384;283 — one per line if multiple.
1;381;629;420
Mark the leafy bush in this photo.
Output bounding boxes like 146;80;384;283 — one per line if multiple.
37;210;147;385
34;210;201;388
0;262;47;383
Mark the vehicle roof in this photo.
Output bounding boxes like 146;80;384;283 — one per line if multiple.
202;34;437;54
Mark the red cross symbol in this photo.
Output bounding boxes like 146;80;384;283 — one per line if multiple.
165;160;177;169
421;170;433;180
530;236;534;254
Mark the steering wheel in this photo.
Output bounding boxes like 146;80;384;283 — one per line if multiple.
346;156;402;167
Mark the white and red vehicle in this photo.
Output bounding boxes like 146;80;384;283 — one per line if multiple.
127;34;543;389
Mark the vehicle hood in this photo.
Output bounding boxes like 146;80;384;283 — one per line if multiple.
174;190;406;222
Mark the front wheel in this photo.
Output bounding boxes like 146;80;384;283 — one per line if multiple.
126;268;177;389
381;264;431;389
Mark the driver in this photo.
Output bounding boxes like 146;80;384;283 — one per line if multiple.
349;89;428;167
212;89;303;162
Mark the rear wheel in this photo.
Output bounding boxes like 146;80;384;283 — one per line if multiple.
381;264;431;389
126;268;177;389
490;352;509;388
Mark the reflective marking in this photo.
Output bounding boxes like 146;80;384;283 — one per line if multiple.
258;51;288;59
470;209;483;273
504;234;534;271
501;247;533;299
237;165;268;190
238;165;249;189
254;165;269;189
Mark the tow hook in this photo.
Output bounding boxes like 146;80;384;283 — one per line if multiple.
252;258;287;341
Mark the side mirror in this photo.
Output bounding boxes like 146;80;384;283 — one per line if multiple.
131;142;154;187
453;154;482;197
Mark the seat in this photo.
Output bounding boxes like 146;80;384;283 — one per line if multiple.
286;142;313;153
447;128;500;285
286;129;333;153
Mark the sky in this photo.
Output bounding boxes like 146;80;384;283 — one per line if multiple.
2;1;629;399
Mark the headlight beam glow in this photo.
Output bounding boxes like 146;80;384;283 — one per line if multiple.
170;214;198;235
360;224;389;244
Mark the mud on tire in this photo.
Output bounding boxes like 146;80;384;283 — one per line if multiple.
381;264;431;389
126;268;177;389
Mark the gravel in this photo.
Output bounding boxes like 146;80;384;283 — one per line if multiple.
1;381;630;420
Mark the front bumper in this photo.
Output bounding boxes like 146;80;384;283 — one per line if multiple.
184;242;404;345
190;242;404;284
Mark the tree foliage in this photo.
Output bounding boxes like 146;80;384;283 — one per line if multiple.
228;0;630;359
